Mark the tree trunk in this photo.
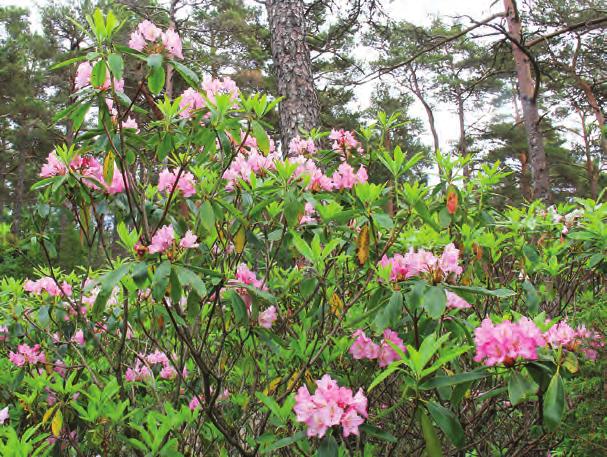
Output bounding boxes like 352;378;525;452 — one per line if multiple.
577;108;599;199
576;76;607;156
503;0;550;201
266;0;320;152
165;0;179;99
409;69;440;154
12;156;25;234
456;90;468;176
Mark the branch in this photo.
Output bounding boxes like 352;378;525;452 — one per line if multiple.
357;12;506;84
527;15;607;48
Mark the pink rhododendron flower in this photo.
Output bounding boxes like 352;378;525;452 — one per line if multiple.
446;291;471;309
74;61;124;92
329;129;363;154
331;163;368;190
189;395;201;411
121;116;139;132
148;225;175;254
74;62;92;90
179;230;199;249
545;321;577;349
299;202;317;224
378;329;406;367
474;317;546;366
158;169;197;197
222;150;281;190
0;325;8;342
40;152;68;178
24;277;72;297
128;30;146;51
9;343;46;367
235;263;265;289
71;330;85;346
349;329;380;360
125;360;152;382
138;20;162;41
258;306;277;328
288;136;316;156
179;88;205;118
162;29;183;59
0;406;8;425
293;374;367;438
378;243;463;282
439;243;463;276
54;360;67;377
202;75;239;105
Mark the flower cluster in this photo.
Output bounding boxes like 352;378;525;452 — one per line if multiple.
128;20;183;59
300;202;317;224
223;150;281;190
9;343;46;367
328;129;363;155
147;225;199;254
288;136;316;156
378;243;463;282
24;277;72;297
545;321;604;360
294;375;367;438
349;328;406;367
233;264;277;328
473;317;546;366
158;169;197;197
39;152;127;195
178;77;239;118
74;61;125;92
125;350;186;382
446;291;471;309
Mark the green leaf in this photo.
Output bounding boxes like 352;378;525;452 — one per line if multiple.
427;401;464;448
70;102;91;131
374;290;403;331
175;266;207;299
446;285;515;298
93;264;130;317
412;199;440;232
420;369;489;390
251;120;270;154
317;435;338;457
508;371;537;406
199;201;216;235
91;60;107;88
291;232;315;262
146;53;163;70
260;431;306;454
522;244;540;263
359;423;397;443
522;280;540;314
255;392;282;420
169;61;200;87
50;55;88;70
368;362;403;392
148;65;165;95
423;286;447;320
420;409;444;457
108;53;124;80
228;290;248;324
543;372;565;430
152;261;171;302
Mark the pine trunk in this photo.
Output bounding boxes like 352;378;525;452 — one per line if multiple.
266;0;320;152
503;0;550;201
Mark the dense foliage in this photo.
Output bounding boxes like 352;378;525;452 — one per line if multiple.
1;5;607;457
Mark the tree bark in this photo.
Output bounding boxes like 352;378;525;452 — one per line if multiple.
577;108;599;199
455;89;468;176
575;76;607;156
266;0;320;152
503;0;550;201
12;155;25;234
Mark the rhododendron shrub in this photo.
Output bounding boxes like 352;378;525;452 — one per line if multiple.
0;9;605;456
